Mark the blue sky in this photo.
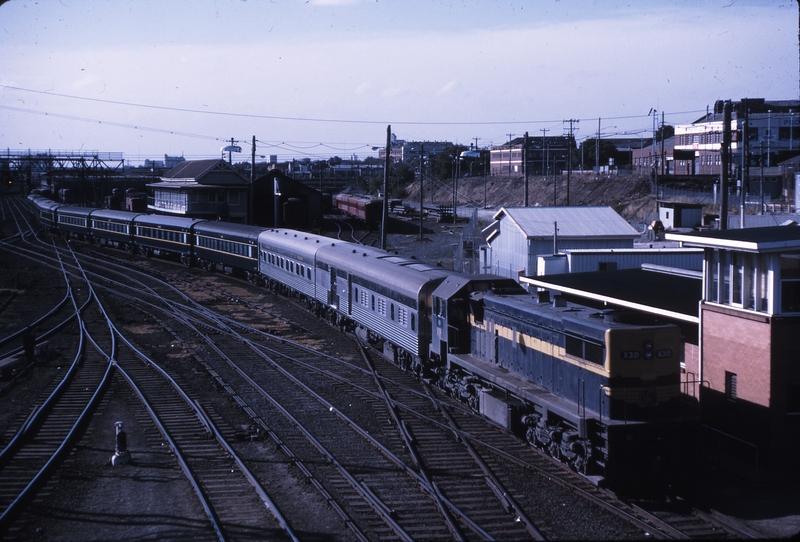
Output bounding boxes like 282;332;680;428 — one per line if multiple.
1;0;797;164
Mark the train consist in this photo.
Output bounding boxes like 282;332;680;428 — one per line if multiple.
28;194;689;492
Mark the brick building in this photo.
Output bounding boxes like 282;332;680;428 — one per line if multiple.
667;225;800;474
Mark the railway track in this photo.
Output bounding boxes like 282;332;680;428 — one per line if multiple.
0;195;771;539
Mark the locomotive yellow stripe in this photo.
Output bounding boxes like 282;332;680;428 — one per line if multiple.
472;316;610;377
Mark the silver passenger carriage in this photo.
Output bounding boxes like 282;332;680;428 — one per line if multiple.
316;243;453;369
257;228;332;304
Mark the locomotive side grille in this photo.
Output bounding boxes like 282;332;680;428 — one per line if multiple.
565;334;605;366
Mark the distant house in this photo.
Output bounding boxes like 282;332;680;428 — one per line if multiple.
147;159;249;222
480;206;640;280
658;201;703;229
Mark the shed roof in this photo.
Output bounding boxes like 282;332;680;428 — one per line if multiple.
489;206;639;240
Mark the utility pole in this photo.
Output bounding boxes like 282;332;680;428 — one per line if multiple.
650;109;658;199
720;100;731;230
473;137;481;150
596;118;601;173
506;133;515;178
419;143;424;241
250;135;255;226
660;111;666;180
540;128;550;203
563;119;579;206
523;131;529;207
381;125;390;250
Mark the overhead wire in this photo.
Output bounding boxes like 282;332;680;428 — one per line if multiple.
1;85;707;161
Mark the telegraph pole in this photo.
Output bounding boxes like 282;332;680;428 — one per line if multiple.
523;131;529;207
563;119;579;206
506;133;515;178
381;125;390;250
250;135;255;225
720;100;731;230
419;143;424;241
540;128;550;204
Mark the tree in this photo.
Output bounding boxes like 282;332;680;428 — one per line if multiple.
656;124;674;142
578;139;622;170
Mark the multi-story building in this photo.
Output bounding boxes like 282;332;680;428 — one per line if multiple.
673;99;800;176
489;136;573;176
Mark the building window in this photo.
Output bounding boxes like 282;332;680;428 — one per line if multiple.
725;371;738;402
780;254;800;313
787;384;800;414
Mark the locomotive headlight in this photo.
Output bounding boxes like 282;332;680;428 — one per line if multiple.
643;341;654;360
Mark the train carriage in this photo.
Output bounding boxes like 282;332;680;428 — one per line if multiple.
257;228;333;303
89;209;143;249
193;221;266;279
54;206;93;239
316;243;453;367
132;214;205;263
334;193;383;225
28;195;61;231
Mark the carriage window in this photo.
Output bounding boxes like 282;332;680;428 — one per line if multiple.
371;295;375;311
390;304;395;321
410;313;415;331
307;268;311;280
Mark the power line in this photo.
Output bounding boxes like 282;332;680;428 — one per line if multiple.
1;85;706;127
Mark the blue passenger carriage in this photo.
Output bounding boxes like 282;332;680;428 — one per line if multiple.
89;209;143;250
54;206;93;239
132;215;204;263
193;221;266;280
28;195;61;231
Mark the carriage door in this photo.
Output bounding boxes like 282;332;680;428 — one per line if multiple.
329;267;338;309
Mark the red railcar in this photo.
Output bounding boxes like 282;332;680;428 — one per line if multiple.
334;193;383;225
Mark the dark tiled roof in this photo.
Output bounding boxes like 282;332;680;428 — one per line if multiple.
163;159;240;180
